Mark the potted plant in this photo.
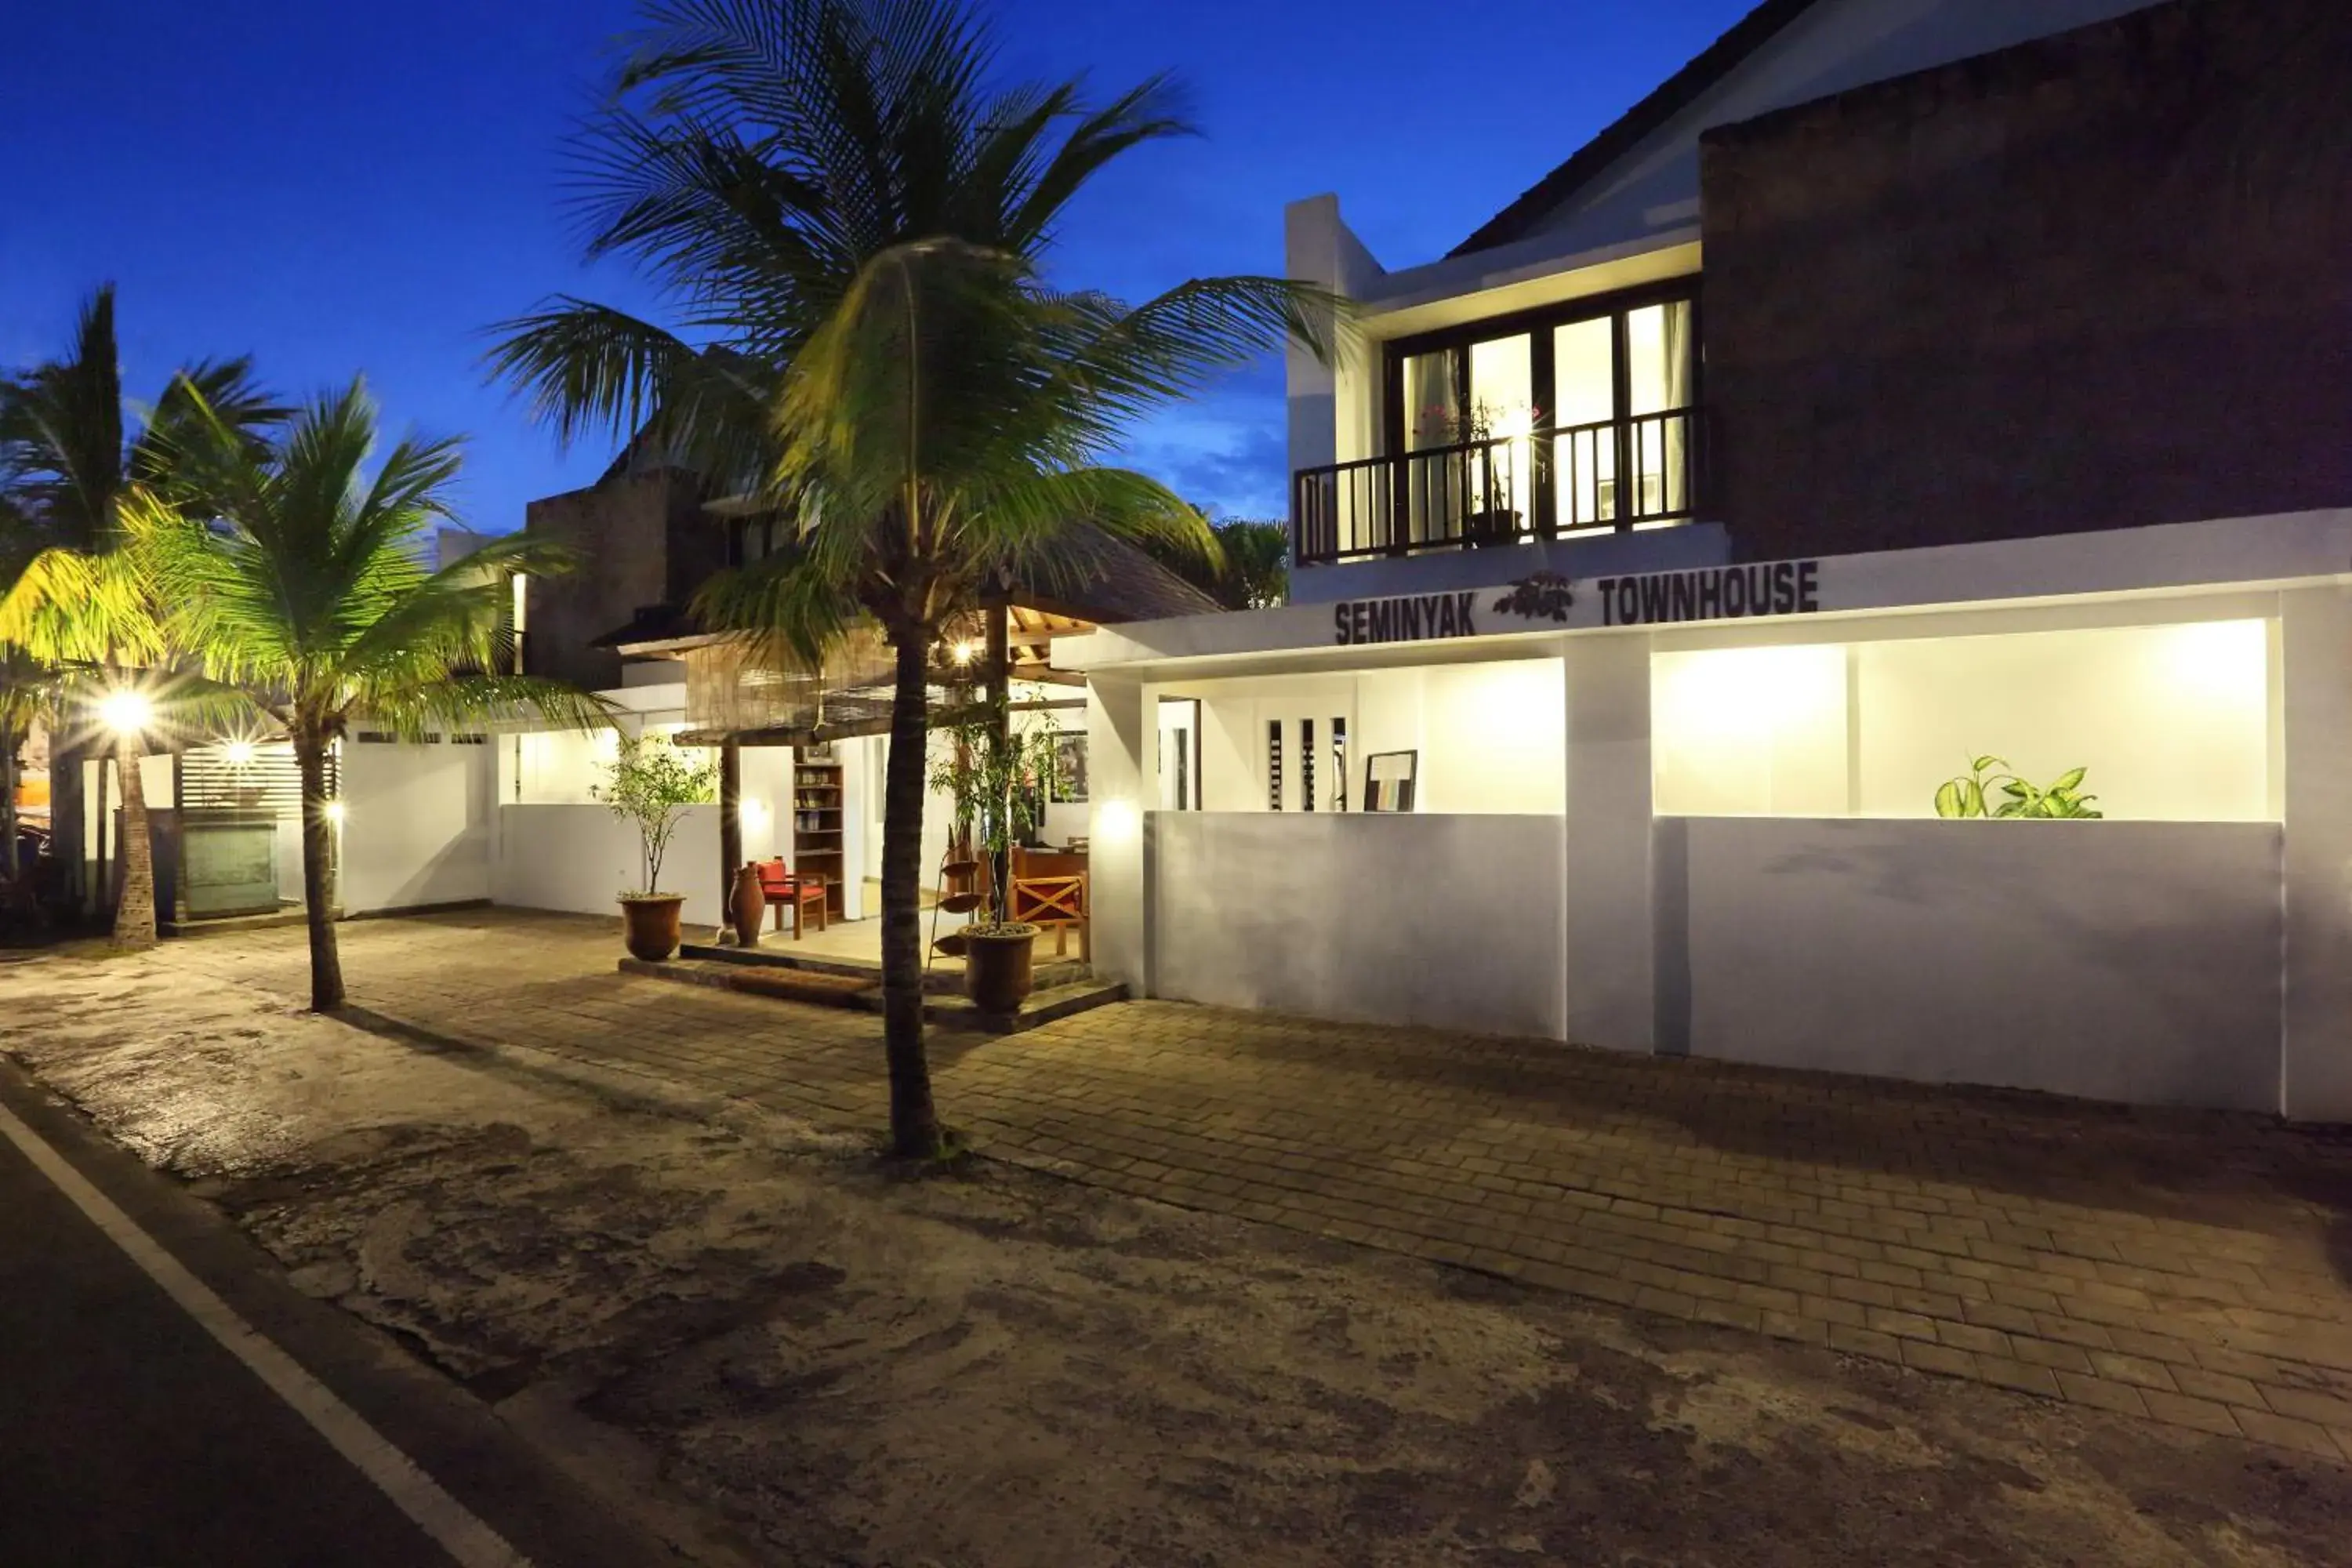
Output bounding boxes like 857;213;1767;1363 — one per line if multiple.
1933;755;2103;818
594;733;716;960
930;696;1058;1012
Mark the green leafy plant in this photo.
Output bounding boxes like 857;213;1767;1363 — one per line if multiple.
596;734;715;897
1933;755;2103;819
927;698;1058;932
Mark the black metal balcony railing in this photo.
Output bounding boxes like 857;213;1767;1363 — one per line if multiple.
1292;409;1700;567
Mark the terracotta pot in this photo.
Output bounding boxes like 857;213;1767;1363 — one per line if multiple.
619;894;686;962
962;924;1038;1014
728;862;765;948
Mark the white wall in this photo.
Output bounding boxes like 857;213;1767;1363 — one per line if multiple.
1661;817;2284;1110
494;802;727;931
340;742;495;914
1653;620;2276;822
1170;660;1563;818
1149;812;1565;1040
1423;660;1566;814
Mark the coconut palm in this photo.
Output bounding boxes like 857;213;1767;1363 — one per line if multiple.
130;379;611;1010
0;285;285;942
489;0;1338;1158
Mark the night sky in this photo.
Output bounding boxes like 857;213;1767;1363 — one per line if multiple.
4;0;1752;530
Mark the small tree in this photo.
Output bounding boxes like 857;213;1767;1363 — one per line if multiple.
929;699;1056;930
595;734;714;897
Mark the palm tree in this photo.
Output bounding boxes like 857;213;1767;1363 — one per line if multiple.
489;0;1337;1158
1145;515;1291;609
0;285;285;942
130;379;611;1010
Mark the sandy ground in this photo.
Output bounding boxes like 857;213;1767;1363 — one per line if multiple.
2;946;2348;1567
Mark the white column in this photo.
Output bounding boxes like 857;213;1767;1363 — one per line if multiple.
1087;673;1151;989
1563;633;1657;1052
2280;584;2352;1120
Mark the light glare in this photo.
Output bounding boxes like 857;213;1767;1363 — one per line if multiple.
97;689;153;735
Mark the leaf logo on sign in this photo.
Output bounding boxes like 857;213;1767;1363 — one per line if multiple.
1491;572;1575;624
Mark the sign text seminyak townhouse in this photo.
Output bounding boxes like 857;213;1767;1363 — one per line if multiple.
1334;561;1825;644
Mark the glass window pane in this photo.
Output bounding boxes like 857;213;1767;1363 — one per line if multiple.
1552;317;1614;428
1466;334;1534;440
1628;301;1694;416
1553;316;1617;527
1403;350;1458;452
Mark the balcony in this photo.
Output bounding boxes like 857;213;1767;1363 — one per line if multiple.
1293;409;1700;568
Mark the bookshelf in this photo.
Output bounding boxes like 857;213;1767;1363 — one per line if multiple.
792;750;847;918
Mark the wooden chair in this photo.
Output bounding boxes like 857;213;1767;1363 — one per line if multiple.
754;858;829;940
1009;848;1088;961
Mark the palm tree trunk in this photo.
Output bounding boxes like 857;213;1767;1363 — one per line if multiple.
881;629;943;1156
293;732;345;1011
111;730;157;947
0;723;19;882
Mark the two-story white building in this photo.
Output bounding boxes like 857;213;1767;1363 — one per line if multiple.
1066;0;2352;1120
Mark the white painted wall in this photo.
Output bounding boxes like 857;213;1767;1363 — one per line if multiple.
1166;661;1563;818
2279;586;2352;1122
493;802;727;930
1653;620;2276;822
1661;817;2284;1110
1148;812;1566;1040
1423;660;1566;815
339;741;495;914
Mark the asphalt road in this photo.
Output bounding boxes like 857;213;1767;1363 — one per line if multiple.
0;1063;704;1568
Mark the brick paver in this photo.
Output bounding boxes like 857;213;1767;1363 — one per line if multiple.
166;910;2352;1460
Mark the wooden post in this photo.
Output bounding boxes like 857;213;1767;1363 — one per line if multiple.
718;737;742;941
985;601;1011;919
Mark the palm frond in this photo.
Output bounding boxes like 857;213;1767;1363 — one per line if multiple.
354;674;618;740
0;285;128;549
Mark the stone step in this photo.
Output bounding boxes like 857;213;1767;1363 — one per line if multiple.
618;956;1125;1033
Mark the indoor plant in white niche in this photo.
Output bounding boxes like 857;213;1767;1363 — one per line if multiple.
930;696;1058;1012
1933;755;2103;818
595;732;716;960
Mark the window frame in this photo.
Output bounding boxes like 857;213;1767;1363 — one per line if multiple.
1378;278;1704;535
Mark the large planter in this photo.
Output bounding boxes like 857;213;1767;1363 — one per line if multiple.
962;924;1039;1014
728;863;766;948
619;893;686;962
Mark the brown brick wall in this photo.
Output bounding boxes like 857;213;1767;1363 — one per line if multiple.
522;468;715;690
1699;0;2352;560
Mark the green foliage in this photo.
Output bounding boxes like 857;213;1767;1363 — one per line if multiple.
129;379;612;744
595;734;715;895
1933;755;2103;819
1142;514;1290;609
927;699;1057;927
0;286;286;668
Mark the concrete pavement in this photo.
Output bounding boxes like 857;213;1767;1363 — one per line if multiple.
164;910;2352;1460
0;1062;702;1568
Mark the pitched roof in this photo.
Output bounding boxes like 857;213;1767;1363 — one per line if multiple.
590;524;1221;652
1450;0;1824;257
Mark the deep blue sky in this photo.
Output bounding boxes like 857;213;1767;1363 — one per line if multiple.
3;0;1752;531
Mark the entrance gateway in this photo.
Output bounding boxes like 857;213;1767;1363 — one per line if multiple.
1069;514;2352;1122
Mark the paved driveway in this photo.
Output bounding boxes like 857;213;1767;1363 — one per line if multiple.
172;909;2352;1460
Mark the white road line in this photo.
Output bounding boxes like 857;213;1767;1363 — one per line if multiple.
0;1098;532;1568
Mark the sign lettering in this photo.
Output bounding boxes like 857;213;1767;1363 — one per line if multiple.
1596;561;1820;627
1334;590;1478;646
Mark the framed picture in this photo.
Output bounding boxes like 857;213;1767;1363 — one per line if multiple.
1363;750;1417;813
1051;733;1090;803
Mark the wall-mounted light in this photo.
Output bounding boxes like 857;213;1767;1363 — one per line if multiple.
323;801;347;826
951;640;978;666
739;797;768;829
1095;797;1140;844
223;739;258;767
